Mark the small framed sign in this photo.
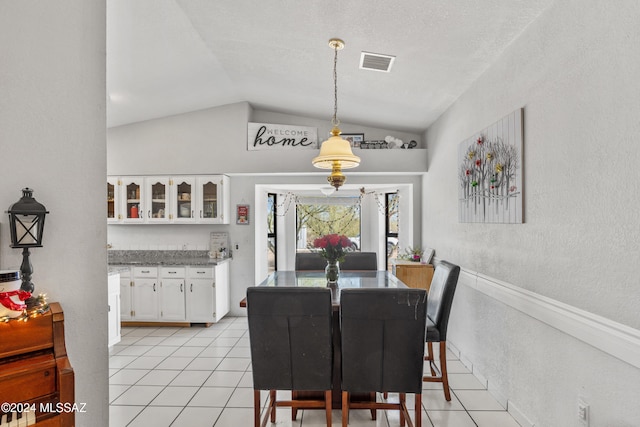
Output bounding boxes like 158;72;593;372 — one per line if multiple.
248;123;318;151
341;133;365;148
236;204;250;225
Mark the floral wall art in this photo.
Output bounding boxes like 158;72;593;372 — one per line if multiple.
458;108;523;223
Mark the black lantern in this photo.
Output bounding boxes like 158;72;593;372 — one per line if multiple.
7;188;49;294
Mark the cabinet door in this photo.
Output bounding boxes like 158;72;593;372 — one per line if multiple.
132;278;158;320
171;176;197;223
107;177;122;223
120;277;132;320
196;176;229;224
214;263;230;322
187;278;215;322
145;176;171;223
108;291;121;346
160;279;186;321
121;176;145;223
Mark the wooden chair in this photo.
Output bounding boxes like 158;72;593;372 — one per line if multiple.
340;288;427;427
246;287;333;427
423;260;460;401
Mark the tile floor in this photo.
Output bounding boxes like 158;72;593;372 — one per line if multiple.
109;317;522;427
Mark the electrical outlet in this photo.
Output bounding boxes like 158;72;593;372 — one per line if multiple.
577;398;589;426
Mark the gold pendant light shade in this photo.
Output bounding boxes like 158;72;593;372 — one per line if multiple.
312;38;360;190
312;127;361;169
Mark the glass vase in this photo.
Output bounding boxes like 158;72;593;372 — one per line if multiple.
325;259;340;285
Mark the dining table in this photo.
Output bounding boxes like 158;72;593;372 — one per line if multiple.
239;270;411;409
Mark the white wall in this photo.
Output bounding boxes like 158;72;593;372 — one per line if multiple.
0;3;107;426
423;1;640;426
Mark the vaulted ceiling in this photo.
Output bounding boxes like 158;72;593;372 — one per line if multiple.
107;0;556;131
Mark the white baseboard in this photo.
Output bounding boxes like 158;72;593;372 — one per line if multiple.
507;400;535;427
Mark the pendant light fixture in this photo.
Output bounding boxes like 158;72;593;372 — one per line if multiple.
312;38;360;190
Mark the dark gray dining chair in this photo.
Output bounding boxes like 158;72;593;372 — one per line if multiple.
423;260;460;401
296;251;378;271
246;287;333;427
340;288;427;427
295;252;327;270
341;252;378;270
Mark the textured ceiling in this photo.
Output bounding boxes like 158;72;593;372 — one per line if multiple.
106;0;556;131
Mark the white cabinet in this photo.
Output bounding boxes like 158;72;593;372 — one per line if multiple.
107;177;122;223
187;267;215;322
195;175;230;224
171;176;197;223
145;176;171;223
107;174;230;224
112;262;230;324
108;273;122;347
131;267;159;320
120;176;146;223
118;268;132;320
160;267;186;321
187;263;230;323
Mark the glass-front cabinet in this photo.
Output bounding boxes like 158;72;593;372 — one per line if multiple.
107;177;120;223
171;176;196;223
121;177;145;224
107;175;229;224
145;176;171;223
196;176;228;224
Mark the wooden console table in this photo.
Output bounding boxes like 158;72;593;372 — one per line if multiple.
392;260;434;292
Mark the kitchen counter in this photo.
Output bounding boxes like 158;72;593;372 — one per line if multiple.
108;250;232;267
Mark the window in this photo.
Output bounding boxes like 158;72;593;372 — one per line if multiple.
267;193;277;273
295;197;360;252
385;192;399;270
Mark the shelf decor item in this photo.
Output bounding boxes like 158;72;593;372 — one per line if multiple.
312;38;361;190
6;188;49;302
313;234;352;284
400;246;425;262
341;133;364;148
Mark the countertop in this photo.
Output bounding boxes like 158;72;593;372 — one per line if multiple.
108;250;232;269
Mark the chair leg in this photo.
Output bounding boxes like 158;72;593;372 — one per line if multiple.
370;392;377;420
439;341;451;401
325;390;332;427
399;393;406;427
415;392;422;427
342;391;349;427
253;390;261;427
427;341;436;376
266;390;275;422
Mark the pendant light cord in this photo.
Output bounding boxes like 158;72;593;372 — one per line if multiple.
332;44;340;127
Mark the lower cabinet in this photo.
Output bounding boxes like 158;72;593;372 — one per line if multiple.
132;278;159;320
108;273;122;347
118;267;132;321
160;267;186;321
187;263;229;323
116;262;230;324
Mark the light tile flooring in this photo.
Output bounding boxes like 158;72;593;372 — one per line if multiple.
109;317;522;427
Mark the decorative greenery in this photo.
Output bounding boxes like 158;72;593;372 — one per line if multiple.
399;246;424;262
313;234;353;263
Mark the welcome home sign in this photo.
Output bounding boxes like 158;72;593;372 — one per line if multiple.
247;122;318;151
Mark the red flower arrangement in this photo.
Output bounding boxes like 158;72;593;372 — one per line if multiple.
313;234;352;262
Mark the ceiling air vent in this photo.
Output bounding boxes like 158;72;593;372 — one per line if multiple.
359;51;395;73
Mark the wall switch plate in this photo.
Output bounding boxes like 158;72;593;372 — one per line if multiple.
577;398;589;426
